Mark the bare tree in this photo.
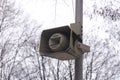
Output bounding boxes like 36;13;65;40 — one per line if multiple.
0;0;42;79
83;1;120;80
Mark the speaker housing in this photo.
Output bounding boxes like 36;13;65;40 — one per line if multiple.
39;23;90;60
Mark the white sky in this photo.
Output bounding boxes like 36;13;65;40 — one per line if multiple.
16;0;75;30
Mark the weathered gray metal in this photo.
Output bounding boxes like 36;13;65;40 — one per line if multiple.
75;0;83;80
39;23;90;60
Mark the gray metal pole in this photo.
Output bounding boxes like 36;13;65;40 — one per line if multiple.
75;0;83;80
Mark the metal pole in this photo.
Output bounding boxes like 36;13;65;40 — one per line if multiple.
75;0;83;80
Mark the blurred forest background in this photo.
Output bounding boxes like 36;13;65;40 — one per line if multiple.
0;0;120;80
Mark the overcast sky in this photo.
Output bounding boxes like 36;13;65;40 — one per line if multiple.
16;0;76;30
